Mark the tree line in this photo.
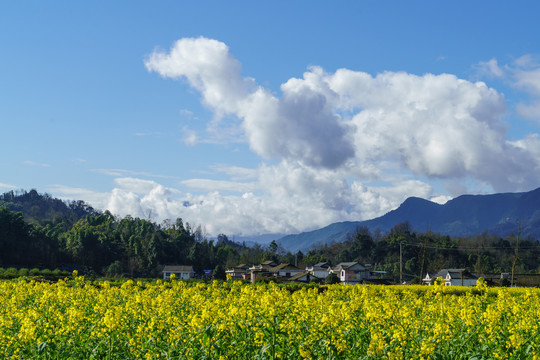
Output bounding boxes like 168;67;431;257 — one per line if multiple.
302;222;540;283
1;190;539;281
0;204;284;278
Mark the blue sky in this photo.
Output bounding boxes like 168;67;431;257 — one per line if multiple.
2;2;540;237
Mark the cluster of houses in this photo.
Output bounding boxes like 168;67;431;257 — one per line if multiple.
163;261;389;284
161;263;540;287
162;266;540;287
227;260;390;284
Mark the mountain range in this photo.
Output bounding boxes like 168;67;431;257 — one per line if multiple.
278;187;540;253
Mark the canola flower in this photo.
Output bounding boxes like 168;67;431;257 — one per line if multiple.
1;277;540;359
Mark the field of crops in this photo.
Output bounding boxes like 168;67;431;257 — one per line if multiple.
1;276;540;359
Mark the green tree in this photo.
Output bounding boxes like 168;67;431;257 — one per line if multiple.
213;264;226;280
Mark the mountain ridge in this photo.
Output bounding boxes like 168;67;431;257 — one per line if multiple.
278;187;540;253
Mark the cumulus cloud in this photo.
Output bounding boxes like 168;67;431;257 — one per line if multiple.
145;37;253;116
325;69;540;191
145;37;356;169
146;38;540;194
52;166;437;236
136;38;540;236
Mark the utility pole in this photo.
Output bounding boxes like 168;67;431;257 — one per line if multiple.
511;222;522;287
400;241;403;285
419;234;428;283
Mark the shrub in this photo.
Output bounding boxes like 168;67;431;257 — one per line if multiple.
18;268;29;277
325;272;340;285
103;261;123;278
4;267;18;278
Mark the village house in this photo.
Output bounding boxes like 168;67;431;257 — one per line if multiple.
423;269;477;286
329;262;372;284
225;264;250;280
306;262;332;279
249;260;278;272
288;271;312;282
248;260;278;283
162;265;194;280
268;263;305;279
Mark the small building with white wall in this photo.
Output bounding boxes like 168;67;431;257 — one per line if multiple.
162;265;194;280
330;262;372;284
423;269;477;286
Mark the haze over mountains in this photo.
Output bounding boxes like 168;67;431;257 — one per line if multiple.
278;187;540;253
3;187;540;255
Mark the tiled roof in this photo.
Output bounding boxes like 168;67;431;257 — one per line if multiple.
433;269;477;280
335;262;366;270
162;265;193;272
269;263;301;272
312;262;331;268
289;272;310;281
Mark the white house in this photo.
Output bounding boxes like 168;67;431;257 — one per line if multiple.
423;269;477;287
306;262;332;279
330;262;371;284
162;265;194;280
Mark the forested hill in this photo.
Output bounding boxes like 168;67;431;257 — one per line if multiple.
0;189;100;225
0;190;281;278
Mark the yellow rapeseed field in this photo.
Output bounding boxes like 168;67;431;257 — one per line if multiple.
1;275;540;359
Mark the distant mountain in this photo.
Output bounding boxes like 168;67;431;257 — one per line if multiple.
0;189;100;225
278;187;540;252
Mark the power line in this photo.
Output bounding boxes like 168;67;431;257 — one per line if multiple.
399;241;540;251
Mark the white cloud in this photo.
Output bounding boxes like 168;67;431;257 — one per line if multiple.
145;37;356;169
147;38;540;193
181;126;198;146
430;194;452;204
179;109;194;118
475;58;504;78
49;164;440;237
24;160;50;168
92;168;179;180
0;182;17;190
145;37;254;117
210;164;258;181
114;177;161;194
327;69;540;191
477;55;540;121
514;62;540;120
181;178;258;193
138;38;540;236
48;185;111;209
